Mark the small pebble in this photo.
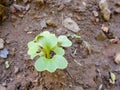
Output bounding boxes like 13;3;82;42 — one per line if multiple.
14;66;20;74
0;38;4;49
115;1;120;7
93;10;99;17
101;25;109;33
114;8;120;14
95;31;106;41
57;4;64;11
11;15;17;23
46;19;56;27
114;53;120;64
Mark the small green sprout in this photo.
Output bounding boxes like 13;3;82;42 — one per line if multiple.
27;31;72;73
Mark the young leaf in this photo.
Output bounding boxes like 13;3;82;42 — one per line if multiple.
35;55;68;72
27;41;40;59
35;31;58;50
58;35;72;47
52;46;65;55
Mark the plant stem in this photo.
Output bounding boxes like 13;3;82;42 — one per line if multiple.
43;48;50;59
46;50;50;59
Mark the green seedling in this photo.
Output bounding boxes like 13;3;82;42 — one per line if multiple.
27;31;72;73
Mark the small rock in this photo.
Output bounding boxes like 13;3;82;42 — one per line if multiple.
114;53;120;64
115;1;120;7
10;5;16;14
99;0;108;10
6;39;11;44
46;19;56;27
0;48;9;58
36;0;44;7
63;17;80;32
11;15;17;23
109;38;120;44
23;0;29;4
14;66;20;74
95;31;106;41
0;85;6;90
27;31;33;34
24;27;29;32
18;14;24;18
114;8;120;14
101;25;109;33
95;18;99;22
57;4;64;11
10;48;16;56
99;0;111;21
101;8;111;21
93;10;99;17
40;19;47;29
0;38;4;49
67;13;73;17
74;2;86;13
13;4;26;11
25;4;30;11
63;0;72;4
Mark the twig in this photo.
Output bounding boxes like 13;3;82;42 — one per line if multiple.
73;59;82;66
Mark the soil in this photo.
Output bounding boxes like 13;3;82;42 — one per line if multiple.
0;0;120;90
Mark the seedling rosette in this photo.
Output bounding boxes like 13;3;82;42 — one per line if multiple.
27;31;72;73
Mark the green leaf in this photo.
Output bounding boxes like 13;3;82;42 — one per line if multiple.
52;46;65;55
27;41;40;59
71;34;81;39
35;55;68;72
5;61;10;69
58;35;72;47
109;72;116;84
35;31;58;50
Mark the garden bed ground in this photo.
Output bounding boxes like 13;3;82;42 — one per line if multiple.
0;0;120;90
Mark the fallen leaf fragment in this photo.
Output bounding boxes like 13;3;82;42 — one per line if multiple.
109;72;116;84
5;61;10;69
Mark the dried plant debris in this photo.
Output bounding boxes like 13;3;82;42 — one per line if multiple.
109;72;116;84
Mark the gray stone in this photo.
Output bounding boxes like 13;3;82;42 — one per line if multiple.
0;38;4;49
40;19;47;29
63;18;80;32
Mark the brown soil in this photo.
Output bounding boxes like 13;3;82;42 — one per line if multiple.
0;0;120;90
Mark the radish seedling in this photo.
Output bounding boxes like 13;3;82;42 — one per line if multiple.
27;31;72;72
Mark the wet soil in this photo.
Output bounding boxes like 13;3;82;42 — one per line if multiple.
0;0;120;90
